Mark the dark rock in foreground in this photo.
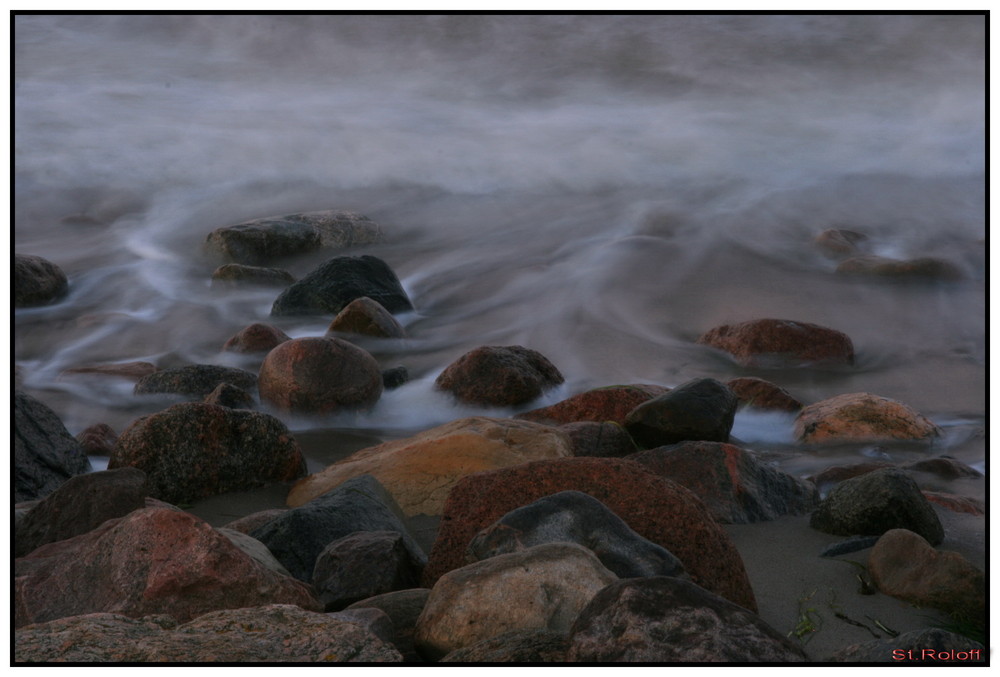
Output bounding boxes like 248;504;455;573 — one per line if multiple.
313;530;424;611
133;364;258;399
14;391;91;503
697;318;854;367
271;255;411;317
14;253;69;307
347;588;431;663
559;421;637;457
623;377;737;449
435;345;564;407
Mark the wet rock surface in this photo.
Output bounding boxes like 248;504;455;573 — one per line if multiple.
312;530;424;611
435;345;564;407
14;253;69;307
211;263;295;287
14;391;91;503
222;322;291;353
795;392;941;444
270;254;411;317
697;318;855;367
623;377;737;449
516;384;668;425
327;295;407;338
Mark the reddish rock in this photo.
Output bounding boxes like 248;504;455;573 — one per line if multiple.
60;361;158;382
922;491;985;516
697;318;855;367
223;323;291;353
516;384;668;425
14;253;69;307
422;457;756;612
327;296;406;339
75;423;118;456
836;255;963;281
14;507;321;628
435;345;564;407
815;228;868;258
259;336;383;414
808;462;893;494
726;377;802;412
558;421;637;458
905;457;983;481
795;393;940;444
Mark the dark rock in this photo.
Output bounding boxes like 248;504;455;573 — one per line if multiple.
210;263;295;287
623;377;737;449
312;531;424;611
75;423;118;456
819;535;880;558
628;441;818;523
697;318;855;367
14;253;69;307
222;508;288;535
133;364;258;399
251;474;425;584
258;336;383;414
441;630;569;663
202;382;255;409
60;361;158;381
270;254;411;317
559;421;637;457
795;392;940;444
14;605;402;662
109;402;305;505
14;391;90;503
466;490;686;579
726;377;802;412
566;577;809;662
347;588;431;663
15;468;148;558
422;457;756;612
206;210;383;265
516;384;669;426
904;457;983;480
808;462;894;495
814;228;868;258
327;296;406;338
827;628;986;663
434;345;564;407
14;508;321;629
836;255;964;281
222;323;291;353
809;468;944;544
381;365;410;389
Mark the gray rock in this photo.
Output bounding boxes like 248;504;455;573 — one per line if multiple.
271;255;411;317
466;490;686;579
347;588;431;663
250;475;426;584
567;576;809;662
312;531;424;611
827;628;985;663
624;377;738;449
14;391;91;502
810;467;944;545
14;253;69;307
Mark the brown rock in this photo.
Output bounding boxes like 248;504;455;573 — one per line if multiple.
559;421;637;457
516;384;668;425
133;364;258;399
75;423;118;456
14;253;69;307
422;457;756;612
697;318;855;367
61;361;158;382
868;529;985;626
435;345;564;407
258;336;383;414
726;377;802;412
222;323;291;353
222;508;288;535
837;255;963;281
210;263;295;287
794;393;941;444
14;508;321;628
905;457;983;481
287;417;572;516
921;491;985;516
327;296;406;339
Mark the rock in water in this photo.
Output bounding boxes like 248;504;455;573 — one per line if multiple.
14;253;69;307
836;255;963;281
257;336;383;414
210;263;295;287
14;391;91;502
726;377;802;412
434;345;564;407
222;322;291;353
794;392;940;444
516;384;668;425
109;402;306;505
270;255;411;317
133;364;258;399
697;318;854;367
623;377;737;449
566;577;809;662
327;296;406;338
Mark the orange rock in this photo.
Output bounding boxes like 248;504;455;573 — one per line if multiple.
794;393;940;444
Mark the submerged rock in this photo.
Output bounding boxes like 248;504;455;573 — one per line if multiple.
836;255;963;281
623;377;737;449
14;253;69;307
327;296;406;338
814;228;869;258
133;364;258;399
697;318;855;367
435;345;564;408
222;322;291;353
794;392;940;444
61;361;158;381
270;254;411;317
210;263;295;287
516;384;668;426
14;391;91;503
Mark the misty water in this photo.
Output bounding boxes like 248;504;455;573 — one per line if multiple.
14;16;986;509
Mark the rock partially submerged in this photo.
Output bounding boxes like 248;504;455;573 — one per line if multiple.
697;318;854;368
211;263;295;287
794;392;940;444
623;377;737;449
133;364;258;399
435;345;564;408
271;255;411;317
14;253;69;307
516;384;668;426
327;296;406;339
837;255;963;281
222;322;291;353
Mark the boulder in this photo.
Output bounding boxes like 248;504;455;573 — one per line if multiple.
347;588;431;663
516;384;669;426
257;336;383;415
75;423;118;456
287;417;572;517
629;441;817;523
696;318;855;367
14;605;402;662
381;365;410;389
435;345;564;407
836;255;963;281
904;457;983;480
807;461;894;495
441;631;569;663
217;528;293;577
312;531;424;611
202;382;255;409
414;542;617;661
326;607;396;647
794;392;940;444
566;577;809;662
559;421;637;457
251;475;425;583
210;263;295;287
827;628;986;663
14;391;90;502
868;529;985;626
15;467;148;558
206;210;383;265
222;322;291;353
270;254;411;317
222;508;288;535
327;296;406;338
14;253;69;307
61;361;158;381
422;457;756;612
726;377;802;412
14;508;320;629
133;364;258;399
623;377;737;449
109;402;306;505
809;468;944;544
814;228;868;258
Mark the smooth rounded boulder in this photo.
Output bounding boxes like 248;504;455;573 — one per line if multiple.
109;402;306;505
327;296;406;338
14;391;91;503
258;336;383;414
14;253;69;307
270;254;411;317
794;392;940;444
435;345;564;407
623;377;737;449
697;318;854;367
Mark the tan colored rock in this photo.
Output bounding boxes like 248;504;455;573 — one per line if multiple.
287;417;572;516
414;542;617;661
327;296;406;339
794;393;940;444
